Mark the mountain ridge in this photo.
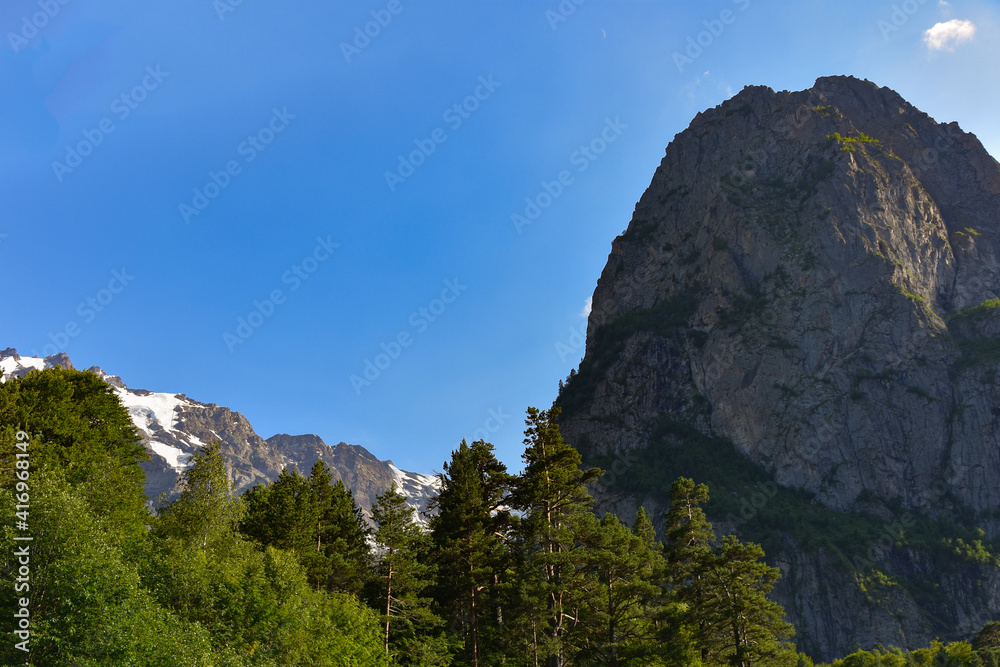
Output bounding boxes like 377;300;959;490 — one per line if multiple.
0;347;439;521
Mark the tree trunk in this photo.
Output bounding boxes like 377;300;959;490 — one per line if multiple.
608;579;617;667
384;561;393;655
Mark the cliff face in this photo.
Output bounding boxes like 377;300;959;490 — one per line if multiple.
556;76;1000;659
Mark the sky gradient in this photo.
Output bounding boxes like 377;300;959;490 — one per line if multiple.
2;0;998;474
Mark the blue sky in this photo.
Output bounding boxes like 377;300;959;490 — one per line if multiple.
2;0;998;474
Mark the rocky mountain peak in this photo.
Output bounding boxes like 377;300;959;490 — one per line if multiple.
572;74;1000;515
556;76;1000;658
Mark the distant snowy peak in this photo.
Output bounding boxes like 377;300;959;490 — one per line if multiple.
0;348;71;379
0;347;440;520
84;364;207;474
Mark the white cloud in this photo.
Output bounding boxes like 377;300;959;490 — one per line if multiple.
923;19;976;51
580;296;592;318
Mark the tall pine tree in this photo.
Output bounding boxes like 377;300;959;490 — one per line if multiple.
511;407;601;667
313;473;371;596
663;477;718;664
429;439;512;666
663;477;795;667
577;510;665;666
371;483;448;665
705;536;796;667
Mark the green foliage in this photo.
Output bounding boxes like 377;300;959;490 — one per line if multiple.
0;367;146;478
149;443;387;666
240;461;371;595
0;368;151;557
974;622;1000;652
155;441;244;550
947;298;1000;372
315;475;373;595
819;639;997;667
944;530;1000;566
241;466;315;552
0;470;219;666
575;511;665;666
952;336;1000;372
663;478;796;666
2;373;817;667
827;132;881;152
708;536;797;666
663;478;717;663
901;289;927;304
951;298;1000;321
25;366;999;666
585;417;1000;606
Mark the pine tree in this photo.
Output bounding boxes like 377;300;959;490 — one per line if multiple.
663;477;796;667
314;474;371;596
429;439;513;666
240;466;315;552
240;461;372;595
663;477;719;663
371;483;446;665
577;510;665;667
705;535;796;667
511;407;602;667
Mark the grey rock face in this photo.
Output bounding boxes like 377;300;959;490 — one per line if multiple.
556;76;1000;659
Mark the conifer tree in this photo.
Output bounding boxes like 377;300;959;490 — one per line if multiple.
240;466;315;552
664;477;796;667
577;509;665;666
313;473;371;596
371;483;446;665
429;439;513;666
512;407;601;667
705;536;796;667
240;461;372;595
663;477;719;663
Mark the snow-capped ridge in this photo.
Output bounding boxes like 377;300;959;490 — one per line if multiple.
1;346;440;519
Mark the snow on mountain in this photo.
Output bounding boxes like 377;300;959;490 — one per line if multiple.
0;348;440;520
390;463;442;518
0;347;70;377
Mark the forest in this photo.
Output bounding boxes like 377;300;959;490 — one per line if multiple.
2;366;1000;666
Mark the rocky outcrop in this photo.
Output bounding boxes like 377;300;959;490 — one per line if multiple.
556;76;1000;660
